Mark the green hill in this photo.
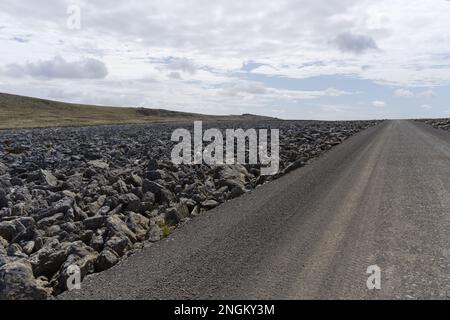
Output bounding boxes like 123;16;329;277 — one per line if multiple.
0;92;275;129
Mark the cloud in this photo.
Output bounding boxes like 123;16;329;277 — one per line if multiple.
4;56;108;79
167;71;182;80
11;36;30;43
420;104;432;109
2;0;450;119
394;88;414;98
333;32;379;54
372;100;386;107
394;88;437;98
417;89;436;97
219;81;353;101
165;57;197;75
220;81;268;96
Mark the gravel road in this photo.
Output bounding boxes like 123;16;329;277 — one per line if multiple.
62;120;450;300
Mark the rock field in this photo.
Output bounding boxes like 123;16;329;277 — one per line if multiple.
418;118;450;132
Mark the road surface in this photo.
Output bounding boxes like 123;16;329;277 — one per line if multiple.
62;120;450;300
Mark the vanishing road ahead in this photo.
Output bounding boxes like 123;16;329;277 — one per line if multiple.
63;120;450;300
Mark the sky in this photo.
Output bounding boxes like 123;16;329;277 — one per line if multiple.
1;0;450;120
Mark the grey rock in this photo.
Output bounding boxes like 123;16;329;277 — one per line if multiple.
11;202;28;216
29;239;68;278
191;205;200;216
0;219;26;242
60;222;77;235
0;260;52;300
10;177;24;186
40;169;58;187
142;191;155;204
95;248;119;272
83;216;107;231
143;179;175;204
126;212;149;241
106;215;137;243
116;179;128;194
57;242;98;291
164;202;190;226
10;187;32;202
73;203;88;221
88;195;107;216
88;160;109;169
0;161;7;175
62;174;83;190
7;243;27;258
22;241;35;256
147;159;158;171
130;173;143;187
229;185;245;199
37;213;65;228
89;234;104;252
0;189;8;209
121;193;141;212
147;224;162;242
201;199;220;209
146;169;164;181
104;236;129;257
215;165;249;190
83;168;97;179
36;197;73;220
16;217;35;229
45;225;62;237
79;230;94;245
0;235;8;249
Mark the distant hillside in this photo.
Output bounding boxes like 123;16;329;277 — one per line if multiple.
0;93;276;129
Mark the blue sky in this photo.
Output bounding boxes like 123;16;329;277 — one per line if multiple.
1;0;450;120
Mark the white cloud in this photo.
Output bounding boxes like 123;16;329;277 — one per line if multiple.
220;81;268;96
394;88;437;98
394;88;414;98
4;56;108;79
417;89;436;97
372;100;386;107
219;81;355;102
164;57;198;75
420;104;432;109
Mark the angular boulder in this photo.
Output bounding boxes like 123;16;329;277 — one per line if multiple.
0;260;51;300
94;248;119;272
106;215;137;243
40;169;58;187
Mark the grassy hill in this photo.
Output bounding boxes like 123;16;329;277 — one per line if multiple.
0;93;275;129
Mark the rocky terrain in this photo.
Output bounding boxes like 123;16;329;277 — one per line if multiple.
418;118;450;132
0;120;380;299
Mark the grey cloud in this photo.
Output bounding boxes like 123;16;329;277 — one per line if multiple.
167;72;182;80
76;0;364;55
4;56;108;79
333;32;379;54
221;81;268;96
11;36;30;43
165;58;198;75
